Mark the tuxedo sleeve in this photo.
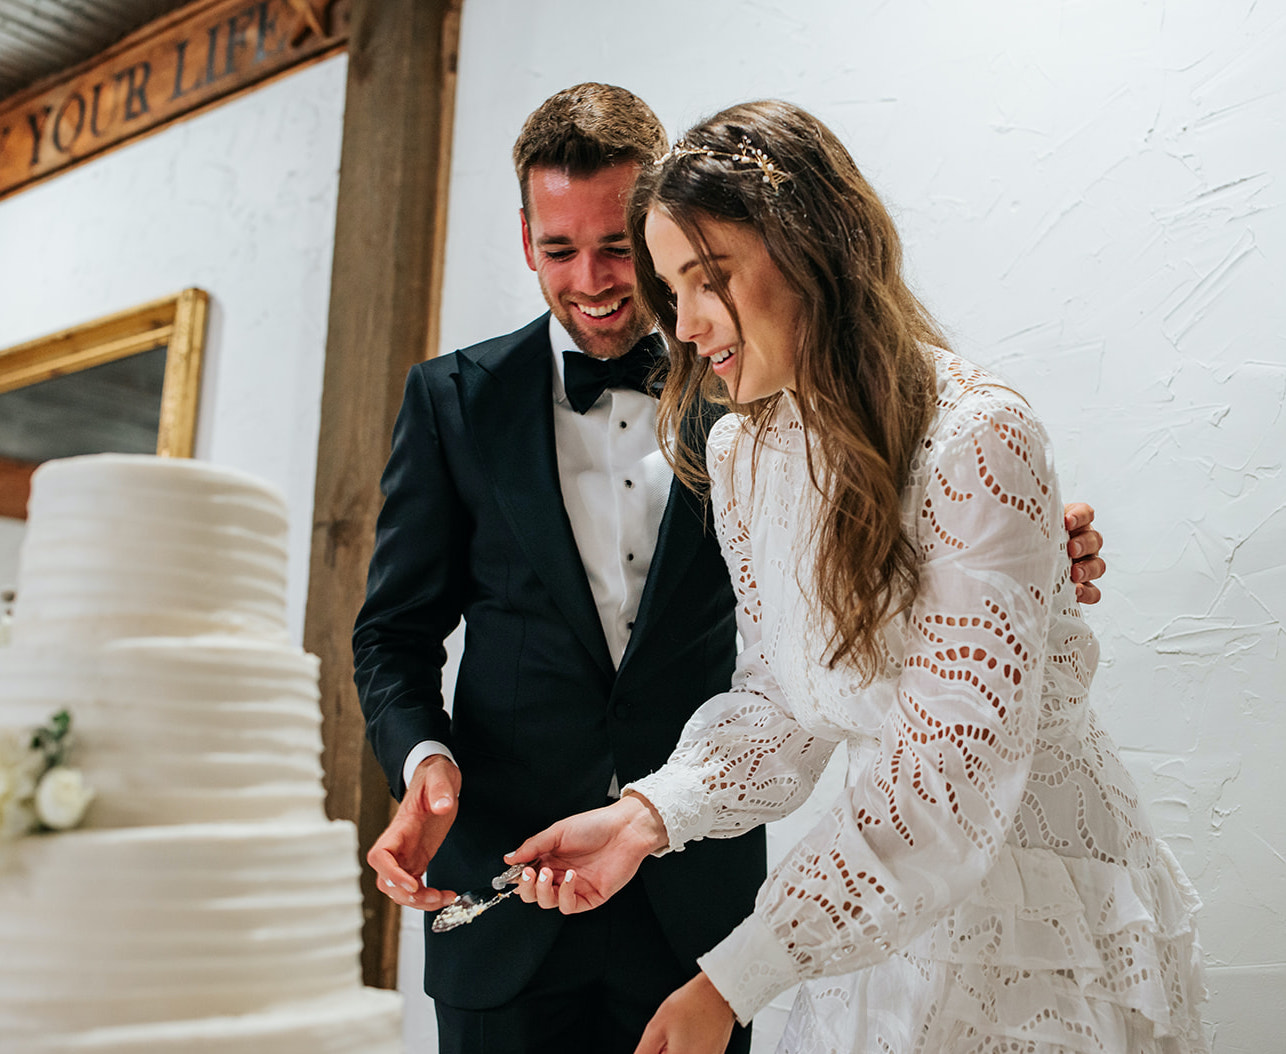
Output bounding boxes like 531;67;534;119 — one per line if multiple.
353;363;468;799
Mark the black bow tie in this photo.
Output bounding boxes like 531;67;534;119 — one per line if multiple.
562;336;667;414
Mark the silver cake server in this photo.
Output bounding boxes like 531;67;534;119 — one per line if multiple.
430;862;527;933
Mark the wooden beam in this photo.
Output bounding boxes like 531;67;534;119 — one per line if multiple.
302;0;461;991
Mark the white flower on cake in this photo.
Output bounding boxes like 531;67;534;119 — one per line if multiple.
0;769;36;840
0;710;94;841
0;736;41;795
0;732;42;838
34;766;95;830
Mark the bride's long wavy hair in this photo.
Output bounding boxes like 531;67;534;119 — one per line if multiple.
629;100;945;677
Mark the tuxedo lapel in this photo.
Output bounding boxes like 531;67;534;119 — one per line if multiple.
456;319;614;677
618;473;709;674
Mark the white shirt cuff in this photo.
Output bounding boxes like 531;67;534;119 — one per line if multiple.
402;740;457;792
698;913;803;1026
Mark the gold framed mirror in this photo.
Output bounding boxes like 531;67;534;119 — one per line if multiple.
0;288;208;521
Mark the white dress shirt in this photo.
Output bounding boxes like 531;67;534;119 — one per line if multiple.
401;317;670;790
548;317;672;665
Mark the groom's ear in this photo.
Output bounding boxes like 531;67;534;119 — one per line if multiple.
521;209;538;272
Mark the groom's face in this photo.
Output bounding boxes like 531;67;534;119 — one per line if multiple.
521;162;652;360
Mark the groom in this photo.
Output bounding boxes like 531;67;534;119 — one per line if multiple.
354;83;1105;1054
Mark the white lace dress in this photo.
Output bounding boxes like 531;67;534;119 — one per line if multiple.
627;349;1207;1053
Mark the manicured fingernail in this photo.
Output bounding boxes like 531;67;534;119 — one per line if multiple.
433;797;453;809
538;868;552;884
565;869;575;883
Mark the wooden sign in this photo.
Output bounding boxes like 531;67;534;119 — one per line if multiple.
0;0;350;200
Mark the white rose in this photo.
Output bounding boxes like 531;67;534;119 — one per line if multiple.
1;740;35;842
0;745;33;825
0;793;35;841
1;733;43;798
33;766;95;831
0;731;24;774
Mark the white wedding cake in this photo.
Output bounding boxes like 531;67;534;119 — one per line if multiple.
0;454;402;1053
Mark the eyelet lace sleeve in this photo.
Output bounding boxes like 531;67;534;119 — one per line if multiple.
632;390;1067;1025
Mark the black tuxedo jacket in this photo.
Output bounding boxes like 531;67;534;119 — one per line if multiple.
354;315;765;1009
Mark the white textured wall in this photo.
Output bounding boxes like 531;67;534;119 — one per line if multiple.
420;2;1286;1052
0;56;348;642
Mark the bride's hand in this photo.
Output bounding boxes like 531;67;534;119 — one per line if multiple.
506;793;669;913
634;972;736;1054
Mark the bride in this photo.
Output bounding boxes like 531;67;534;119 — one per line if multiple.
507;100;1207;1054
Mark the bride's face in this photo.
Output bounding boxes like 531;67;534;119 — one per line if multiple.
644;208;802;403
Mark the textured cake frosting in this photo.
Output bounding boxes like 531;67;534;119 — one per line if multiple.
0;454;401;1053
0;637;326;827
11;454;291;646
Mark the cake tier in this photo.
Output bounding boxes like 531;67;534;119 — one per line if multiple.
0;820;373;1037
12;454;290;646
20;989;402;1054
0;637;326;826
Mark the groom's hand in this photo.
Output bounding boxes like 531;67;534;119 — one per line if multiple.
507;793;669;913
1064;502;1105;605
367;754;462;911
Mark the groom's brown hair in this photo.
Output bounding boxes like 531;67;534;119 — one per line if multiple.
512;83;668;213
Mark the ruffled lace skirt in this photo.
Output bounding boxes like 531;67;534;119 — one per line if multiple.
778;842;1208;1054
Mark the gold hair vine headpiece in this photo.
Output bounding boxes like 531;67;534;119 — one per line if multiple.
656;136;789;189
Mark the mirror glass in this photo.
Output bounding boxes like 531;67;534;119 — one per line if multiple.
0;348;168;462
